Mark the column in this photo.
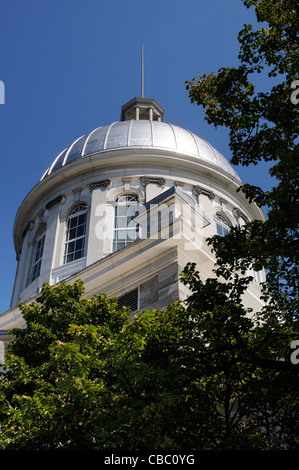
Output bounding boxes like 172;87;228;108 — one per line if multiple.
86;180;111;266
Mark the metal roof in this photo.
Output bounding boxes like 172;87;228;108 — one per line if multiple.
41;120;240;181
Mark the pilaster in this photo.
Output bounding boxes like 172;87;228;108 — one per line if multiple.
86;179;111;265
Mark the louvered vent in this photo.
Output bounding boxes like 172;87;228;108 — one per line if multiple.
117;288;139;312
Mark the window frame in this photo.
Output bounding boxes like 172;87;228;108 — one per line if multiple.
112;194;139;252
63;203;88;264
215;213;231;236
29;226;46;284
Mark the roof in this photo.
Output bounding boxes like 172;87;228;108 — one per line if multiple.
41;119;241;182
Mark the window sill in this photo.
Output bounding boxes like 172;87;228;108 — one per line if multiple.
52;257;86;284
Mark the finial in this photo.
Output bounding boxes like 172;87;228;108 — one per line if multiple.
141;44;144;98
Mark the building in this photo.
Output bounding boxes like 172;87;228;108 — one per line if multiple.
0;96;265;359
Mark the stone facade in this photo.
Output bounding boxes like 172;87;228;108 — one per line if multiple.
0;97;266;362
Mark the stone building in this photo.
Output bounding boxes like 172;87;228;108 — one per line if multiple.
0;96;265;360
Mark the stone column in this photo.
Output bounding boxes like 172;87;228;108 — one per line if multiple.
86;179;111;266
41;195;66;287
10;220;35;307
141;176;166;202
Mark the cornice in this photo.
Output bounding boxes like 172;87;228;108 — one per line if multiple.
12;147;265;254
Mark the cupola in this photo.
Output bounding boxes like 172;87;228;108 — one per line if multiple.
120;97;164;122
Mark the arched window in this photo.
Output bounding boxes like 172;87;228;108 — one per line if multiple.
29;226;46;283
216;214;230;236
113;194;139;252
64;204;87;264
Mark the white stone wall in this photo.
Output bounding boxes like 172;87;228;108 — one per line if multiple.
0;340;4;364
9;147;265;310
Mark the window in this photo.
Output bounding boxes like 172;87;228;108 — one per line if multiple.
216;214;230;236
113;194;139;251
64;204;87;263
29;226;46;283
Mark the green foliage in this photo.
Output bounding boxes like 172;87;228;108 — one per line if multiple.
185;0;298;321
0;282;131;450
0;276;298;450
0;0;298;451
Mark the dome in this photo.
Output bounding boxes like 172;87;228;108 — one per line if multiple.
41;119;240;182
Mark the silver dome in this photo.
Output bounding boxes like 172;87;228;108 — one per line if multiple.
41;120;240;182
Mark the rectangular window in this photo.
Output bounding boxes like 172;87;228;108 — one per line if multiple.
113;195;139;252
29;227;46;283
64;205;87;264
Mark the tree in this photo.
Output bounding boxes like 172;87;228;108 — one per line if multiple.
0;277;298;450
185;0;299;321
1;0;298;451
0;281;130;450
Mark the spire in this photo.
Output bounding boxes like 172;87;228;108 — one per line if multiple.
141;44;144;98
120;45;164;122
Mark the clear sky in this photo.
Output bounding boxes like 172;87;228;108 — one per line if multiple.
0;0;273;313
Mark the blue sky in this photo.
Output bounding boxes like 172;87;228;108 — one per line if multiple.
0;0;272;313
